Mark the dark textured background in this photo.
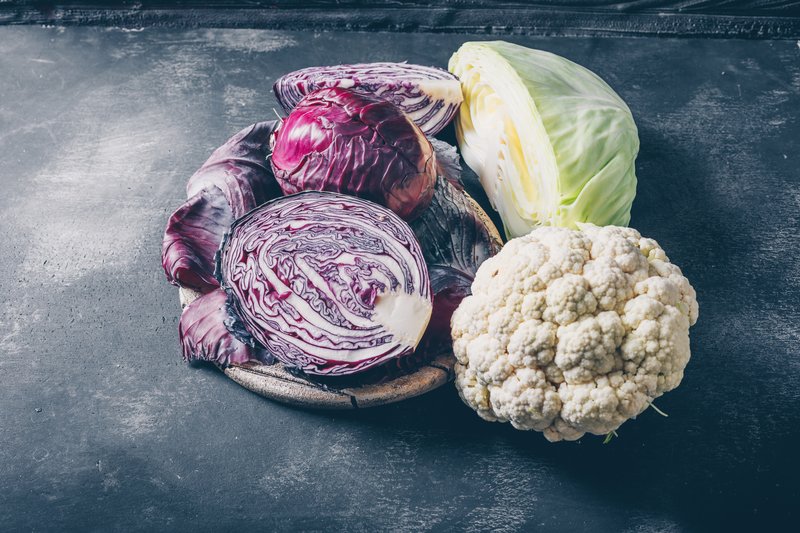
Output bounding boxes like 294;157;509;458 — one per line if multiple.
2;0;800;38
0;24;798;532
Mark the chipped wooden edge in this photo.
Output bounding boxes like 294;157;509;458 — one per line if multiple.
465;193;504;247
179;287;455;409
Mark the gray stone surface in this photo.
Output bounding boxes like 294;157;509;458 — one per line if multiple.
0;27;798;531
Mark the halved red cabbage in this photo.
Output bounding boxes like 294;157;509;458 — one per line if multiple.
187;120;281;218
273;62;462;136
162;187;233;292
411;176;503;341
163;121;281;292
219;191;432;376
270;87;437;221
179;288;271;365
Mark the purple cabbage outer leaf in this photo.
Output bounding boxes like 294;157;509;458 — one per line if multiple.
162;187;233;293
219;191;433;376
270;87;437;221
411;176;503;341
273;62;462;136
429;137;464;190
186;120;281;219
179;288;272;366
163;121;281;292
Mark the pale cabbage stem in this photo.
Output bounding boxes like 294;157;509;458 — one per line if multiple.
455;51;559;235
649;402;669;417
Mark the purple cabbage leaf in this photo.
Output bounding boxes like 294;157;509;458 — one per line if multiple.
411;175;503;342
163;121;281;292
179;288;272;366
162;187;233;293
186;120;281;218
429;137;464;190
273;62;462;136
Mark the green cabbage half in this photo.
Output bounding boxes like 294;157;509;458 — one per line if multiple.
449;41;639;238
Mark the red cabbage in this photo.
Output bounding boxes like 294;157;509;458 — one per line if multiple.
162;187;233;292
273;62;462;136
179;288;272;365
219;191;432;376
270;87;437;221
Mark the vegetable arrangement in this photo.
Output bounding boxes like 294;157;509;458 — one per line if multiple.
162;42;698;443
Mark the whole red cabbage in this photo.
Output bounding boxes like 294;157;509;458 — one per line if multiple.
270;87;437;221
219;191;432;376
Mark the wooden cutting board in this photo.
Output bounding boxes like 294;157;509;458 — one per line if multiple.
180;287;455;409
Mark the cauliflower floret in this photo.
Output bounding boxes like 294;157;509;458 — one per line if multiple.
583;258;633;312
452;224;699;442
488;368;561;431
582;225;648;276
507;319;557;368
558;372;650;436
543;274;598;326
555;312;624;384
635;276;680;307
533;227;592;275
464;333;513;384
454;363;495;421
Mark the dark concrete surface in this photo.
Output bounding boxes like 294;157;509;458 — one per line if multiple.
1;27;798;531
5;1;800;39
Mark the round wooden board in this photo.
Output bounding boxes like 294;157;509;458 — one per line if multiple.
179;287;456;409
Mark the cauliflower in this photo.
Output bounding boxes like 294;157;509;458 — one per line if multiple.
451;224;699;442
